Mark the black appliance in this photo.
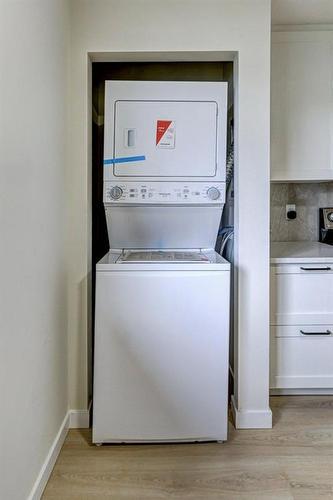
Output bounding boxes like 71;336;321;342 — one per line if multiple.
319;208;333;245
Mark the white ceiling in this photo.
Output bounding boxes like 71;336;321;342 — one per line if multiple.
272;0;333;25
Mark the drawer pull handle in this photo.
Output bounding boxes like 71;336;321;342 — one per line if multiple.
300;266;331;271
300;330;332;336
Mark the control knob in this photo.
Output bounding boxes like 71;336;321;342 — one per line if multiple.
207;187;221;200
109;186;123;200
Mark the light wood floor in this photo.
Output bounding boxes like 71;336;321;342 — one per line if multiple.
43;397;333;499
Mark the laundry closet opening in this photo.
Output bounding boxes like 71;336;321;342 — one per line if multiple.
91;61;235;407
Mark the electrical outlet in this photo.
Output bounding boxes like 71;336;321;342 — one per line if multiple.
286;204;297;220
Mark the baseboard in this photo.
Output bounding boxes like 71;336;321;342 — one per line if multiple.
69;401;91;428
27;411;70;500
231;395;272;429
271;388;333;396
27;403;91;500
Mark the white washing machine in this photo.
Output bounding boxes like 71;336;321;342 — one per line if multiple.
93;81;230;443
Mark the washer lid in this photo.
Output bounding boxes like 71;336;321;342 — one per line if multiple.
104;206;223;250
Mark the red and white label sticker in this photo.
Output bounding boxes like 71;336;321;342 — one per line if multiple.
156;120;175;149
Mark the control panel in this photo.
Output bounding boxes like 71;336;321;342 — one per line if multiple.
104;182;225;204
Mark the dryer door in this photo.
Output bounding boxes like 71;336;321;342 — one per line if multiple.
113;100;218;178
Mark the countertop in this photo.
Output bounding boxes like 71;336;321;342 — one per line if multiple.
271;241;333;264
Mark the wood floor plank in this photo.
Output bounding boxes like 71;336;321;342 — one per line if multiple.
43;396;333;499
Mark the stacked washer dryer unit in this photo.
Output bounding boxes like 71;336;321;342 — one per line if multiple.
93;81;230;444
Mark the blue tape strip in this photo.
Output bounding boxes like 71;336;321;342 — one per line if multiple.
104;155;146;165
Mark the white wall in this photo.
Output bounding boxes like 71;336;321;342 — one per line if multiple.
272;0;333;25
0;1;69;498
69;0;272;427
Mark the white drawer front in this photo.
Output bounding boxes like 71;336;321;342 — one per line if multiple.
272;325;333;338
273;264;333;274
271;269;333;325
270;337;333;389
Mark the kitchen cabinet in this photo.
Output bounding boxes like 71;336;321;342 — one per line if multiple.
271;263;333;325
271;32;333;182
270;242;333;391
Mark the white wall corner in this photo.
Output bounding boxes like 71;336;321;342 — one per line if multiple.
69;401;91;428
27;412;69;500
231;395;272;429
27;403;91;500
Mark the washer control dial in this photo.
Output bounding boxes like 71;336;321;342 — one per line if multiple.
207;187;221;200
109;186;123;200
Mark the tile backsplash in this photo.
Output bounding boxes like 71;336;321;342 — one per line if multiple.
271;182;333;242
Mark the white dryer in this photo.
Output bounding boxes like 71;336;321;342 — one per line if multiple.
93;81;230;443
